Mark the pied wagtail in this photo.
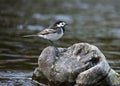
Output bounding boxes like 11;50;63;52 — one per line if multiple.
24;21;67;45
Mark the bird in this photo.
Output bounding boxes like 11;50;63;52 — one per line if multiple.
23;21;67;45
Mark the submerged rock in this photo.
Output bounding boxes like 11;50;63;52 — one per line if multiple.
32;43;120;86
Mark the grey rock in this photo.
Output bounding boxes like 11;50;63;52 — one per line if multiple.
32;43;120;86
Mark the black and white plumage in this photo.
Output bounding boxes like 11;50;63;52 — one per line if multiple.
24;21;67;44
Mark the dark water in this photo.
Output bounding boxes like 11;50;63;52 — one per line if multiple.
0;0;120;85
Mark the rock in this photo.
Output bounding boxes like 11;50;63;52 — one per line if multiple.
32;43;120;86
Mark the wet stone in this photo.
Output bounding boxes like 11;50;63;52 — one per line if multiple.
32;43;120;86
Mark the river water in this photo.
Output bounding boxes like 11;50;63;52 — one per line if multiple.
0;0;120;85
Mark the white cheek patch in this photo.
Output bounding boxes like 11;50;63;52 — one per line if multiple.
57;23;64;27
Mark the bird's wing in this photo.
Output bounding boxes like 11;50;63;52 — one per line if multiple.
38;28;57;35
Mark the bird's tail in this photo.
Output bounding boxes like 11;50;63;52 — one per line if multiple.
23;35;38;37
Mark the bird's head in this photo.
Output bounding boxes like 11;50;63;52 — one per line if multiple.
54;21;67;27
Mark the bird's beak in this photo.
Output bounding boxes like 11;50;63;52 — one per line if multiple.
65;23;68;26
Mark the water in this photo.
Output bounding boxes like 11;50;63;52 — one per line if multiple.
0;0;120;85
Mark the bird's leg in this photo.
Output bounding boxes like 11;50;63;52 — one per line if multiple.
49;40;59;54
49;40;55;46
